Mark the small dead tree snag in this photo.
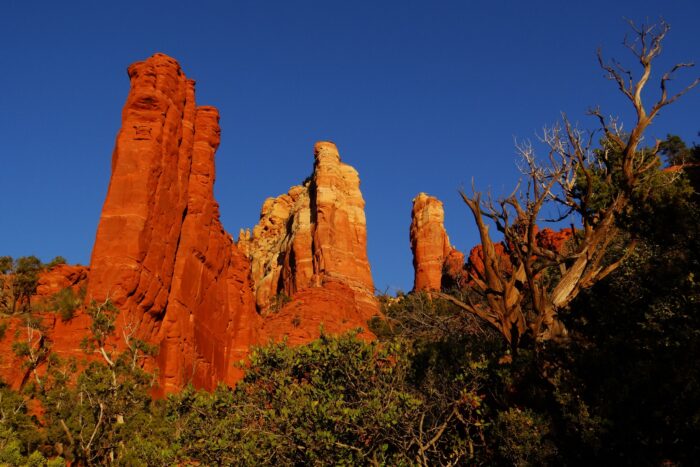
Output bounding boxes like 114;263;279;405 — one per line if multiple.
440;20;699;347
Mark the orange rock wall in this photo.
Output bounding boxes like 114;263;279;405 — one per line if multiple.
86;54;259;393
1;265;91;390
34;264;89;300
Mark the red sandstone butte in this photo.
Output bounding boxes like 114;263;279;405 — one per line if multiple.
239;141;379;341
86;53;260;393
410;193;467;291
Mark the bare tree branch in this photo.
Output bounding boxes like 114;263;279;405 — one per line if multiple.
444;20;697;346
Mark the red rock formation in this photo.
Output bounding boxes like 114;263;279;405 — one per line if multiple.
239;142;379;341
1;264;90;389
410;193;467;291
261;281;375;346
34;264;89;300
465;227;575;281
0;308;92;391
466;242;512;280
443;248;468;289
86;53;259;393
536;227;574;253
1;55;381;393
408;193;575;291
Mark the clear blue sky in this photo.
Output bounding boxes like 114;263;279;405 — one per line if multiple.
1;0;698;293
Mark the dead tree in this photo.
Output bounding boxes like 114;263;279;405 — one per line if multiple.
439;20;699;347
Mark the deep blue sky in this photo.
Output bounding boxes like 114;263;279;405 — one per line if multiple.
1;1;698;293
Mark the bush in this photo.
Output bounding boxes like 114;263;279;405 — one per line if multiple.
492;408;557;466
0;256;42;314
49;286;84;321
169;332;488;465
44;257;67;270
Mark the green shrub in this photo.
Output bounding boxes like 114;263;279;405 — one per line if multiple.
169;332;487;465
492;408;557;466
44;257;67;270
267;291;292;313
0;256;42;314
50;287;83;321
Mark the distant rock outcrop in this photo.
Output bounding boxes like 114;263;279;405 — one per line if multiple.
410;193;467;291
239;142;379;342
409;194;577;293
465;227;575;281
536;227;574;253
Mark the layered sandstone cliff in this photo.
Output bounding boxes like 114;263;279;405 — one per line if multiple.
239;142;379;344
86;54;260;393
410;193;467;291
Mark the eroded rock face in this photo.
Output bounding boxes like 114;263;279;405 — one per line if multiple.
86;53;259;393
466;242;511;280
1;55;381;393
1;265;91;389
0;313;92;390
465;227;575;281
410;193;467;291
536;227;574;253
34;264;89;300
239;142;379;339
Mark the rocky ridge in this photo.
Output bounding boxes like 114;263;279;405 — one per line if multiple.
0;54;378;393
410;193;576;292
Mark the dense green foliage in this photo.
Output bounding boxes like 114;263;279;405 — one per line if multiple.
0;256;42;314
0;256;73;315
170;334;480;465
561;150;700;464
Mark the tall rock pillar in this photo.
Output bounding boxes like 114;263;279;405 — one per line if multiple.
410;193;466;291
239;142;379;344
87;54;259;393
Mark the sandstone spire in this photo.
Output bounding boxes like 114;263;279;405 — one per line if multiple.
86;54;259;393
239;141;379;344
410;193;466;291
